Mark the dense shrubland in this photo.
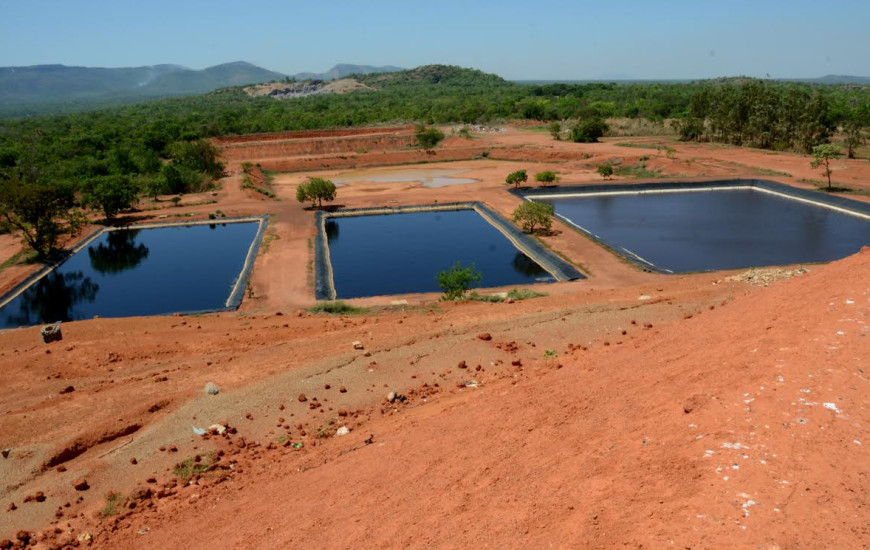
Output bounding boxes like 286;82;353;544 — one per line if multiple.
0;65;866;259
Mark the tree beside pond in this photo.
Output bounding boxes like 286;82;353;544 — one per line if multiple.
505;169;528;188
534;171;559;185
810;144;840;190
296;177;337;208
512;201;554;234
436;261;482;301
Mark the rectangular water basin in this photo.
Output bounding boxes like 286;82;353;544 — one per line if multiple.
315;203;583;300
521;180;870;273
0;219;265;328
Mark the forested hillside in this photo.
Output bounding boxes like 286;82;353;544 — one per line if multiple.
0;65;867;260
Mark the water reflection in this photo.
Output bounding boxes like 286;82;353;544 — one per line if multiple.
88;230;149;274
325;220;340;242
4;271;98;325
512;252;548;277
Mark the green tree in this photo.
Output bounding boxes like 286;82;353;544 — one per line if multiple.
571;117;609;143
548;121;562;140
296;177;337;208
505;169;528;189
167;139;225;179
597;164;614;180
414;124;446;149
436;261;482;301
534;171;559;185
512;201;554;234
0;175;75;259
84;175;139;221
810;144;841;190
843;109;868;159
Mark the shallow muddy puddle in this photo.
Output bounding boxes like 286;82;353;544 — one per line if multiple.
333;168;478;188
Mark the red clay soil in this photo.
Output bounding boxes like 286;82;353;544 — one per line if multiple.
18;248;870;549
1;124;869;548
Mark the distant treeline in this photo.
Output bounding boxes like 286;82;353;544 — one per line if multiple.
0;66;867;258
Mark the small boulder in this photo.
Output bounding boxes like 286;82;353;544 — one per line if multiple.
387;392;396;403
297;393;308;402
352;341;365;350
204;382;220;395
335;426;350;437
477;333;492;341
72;479;89;491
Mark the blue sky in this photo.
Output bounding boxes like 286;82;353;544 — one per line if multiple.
2;0;868;79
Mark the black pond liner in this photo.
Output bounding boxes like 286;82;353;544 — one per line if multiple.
0;216;268;328
314;202;584;300
511;179;870;274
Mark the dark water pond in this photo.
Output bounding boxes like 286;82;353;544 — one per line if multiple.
0;222;260;328
536;189;870;272
326;210;554;298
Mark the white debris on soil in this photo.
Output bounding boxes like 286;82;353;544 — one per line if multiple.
726;267;808;287
823;402;842;414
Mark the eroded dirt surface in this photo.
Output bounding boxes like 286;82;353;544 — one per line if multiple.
1;125;868;548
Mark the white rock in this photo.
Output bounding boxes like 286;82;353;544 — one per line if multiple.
352;341;364;350
637;295;651;301
335;426;350;436
204;382;220;395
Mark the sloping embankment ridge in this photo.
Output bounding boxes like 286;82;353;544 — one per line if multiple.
90;247;870;548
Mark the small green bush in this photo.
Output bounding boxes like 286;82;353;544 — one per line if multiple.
307;301;369;315
436;262;482;300
571;118;609;143
534;171;559;185
414;124;446;149
597;164;614;180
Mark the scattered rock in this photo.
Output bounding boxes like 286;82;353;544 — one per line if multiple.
56;465;66;473
387;392;397;403
339;386;347;393
352;341;365;350
204;382;220;395
59;386;75;394
457;360;467;369
24;492;45;503
477;333;492;341
364;434;374;445
208;424;227;435
297;393;308;402
130;457;138;465
0;539;12;550
72;479;89;491
335;426;350;437
1;449;10;459
6;502;15;512
638;295;651;301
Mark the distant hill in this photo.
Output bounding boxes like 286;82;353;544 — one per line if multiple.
789;75;870;85
291;64;403;81
0;61;286;103
359;65;511;88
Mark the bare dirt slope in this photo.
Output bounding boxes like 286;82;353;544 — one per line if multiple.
18;248;869;549
1;124;869;548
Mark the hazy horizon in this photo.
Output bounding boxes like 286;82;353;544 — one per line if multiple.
2;0;868;81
